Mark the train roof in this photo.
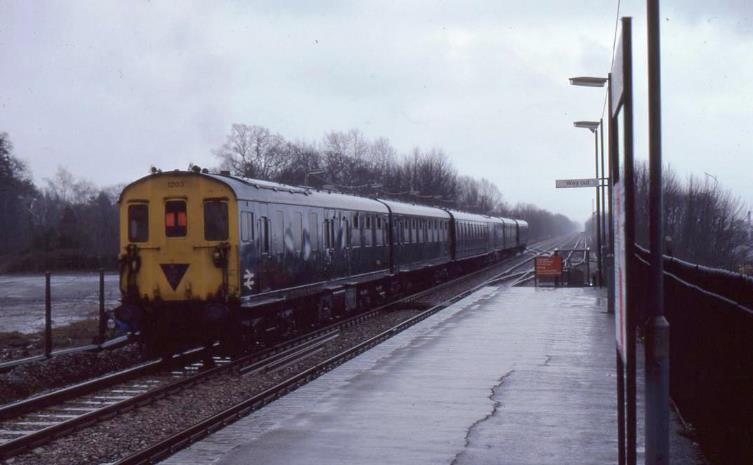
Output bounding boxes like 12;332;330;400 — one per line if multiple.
205;173;390;213
120;171;528;225
446;209;501;223
376;199;450;219
500;217;517;226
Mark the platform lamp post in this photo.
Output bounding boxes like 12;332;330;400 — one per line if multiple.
574;120;602;287
570;76;609;285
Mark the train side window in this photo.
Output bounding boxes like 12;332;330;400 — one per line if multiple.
309;212;319;251
128;204;149;242
293;212;303;252
259;216;270;253
241;212;253;242
273;211;284;253
330;216;337;248
342;218;350;248
165;200;187;237
365;216;372;247
375;216;383;246
351;213;360;247
204;201;228;241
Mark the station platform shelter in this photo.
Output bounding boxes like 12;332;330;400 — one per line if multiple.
162;285;705;465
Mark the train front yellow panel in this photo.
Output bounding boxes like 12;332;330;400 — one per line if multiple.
118;173;239;302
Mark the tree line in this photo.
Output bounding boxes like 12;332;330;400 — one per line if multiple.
0;133;120;271
586;162;751;271
0;126;580;272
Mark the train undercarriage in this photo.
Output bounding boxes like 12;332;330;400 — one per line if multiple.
114;248;521;357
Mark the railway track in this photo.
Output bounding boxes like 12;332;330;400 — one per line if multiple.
0;236;570;463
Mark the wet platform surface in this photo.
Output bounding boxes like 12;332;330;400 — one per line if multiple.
163;286;705;465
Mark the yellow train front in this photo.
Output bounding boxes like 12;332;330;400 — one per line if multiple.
115;170;241;352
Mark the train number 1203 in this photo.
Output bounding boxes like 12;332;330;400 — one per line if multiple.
167;181;185;188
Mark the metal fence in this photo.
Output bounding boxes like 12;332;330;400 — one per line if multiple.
634;245;753;465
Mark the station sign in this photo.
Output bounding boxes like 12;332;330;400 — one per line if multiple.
555;178;598;188
534;255;563;278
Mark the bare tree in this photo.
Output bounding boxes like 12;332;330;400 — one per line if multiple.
214;124;288;180
616;161;748;270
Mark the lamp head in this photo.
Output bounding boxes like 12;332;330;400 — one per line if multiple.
569;76;607;87
574;121;600;133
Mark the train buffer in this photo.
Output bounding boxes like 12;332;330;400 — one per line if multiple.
162;286;704;465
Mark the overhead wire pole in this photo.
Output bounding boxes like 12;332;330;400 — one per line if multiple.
645;0;670;463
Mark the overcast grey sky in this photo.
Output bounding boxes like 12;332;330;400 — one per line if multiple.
1;1;751;224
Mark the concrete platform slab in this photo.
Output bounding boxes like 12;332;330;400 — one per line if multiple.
162;286;705;465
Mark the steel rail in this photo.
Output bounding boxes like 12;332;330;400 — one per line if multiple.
0;331;338;459
0;334;134;374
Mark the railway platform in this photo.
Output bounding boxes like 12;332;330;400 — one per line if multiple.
162;285;705;465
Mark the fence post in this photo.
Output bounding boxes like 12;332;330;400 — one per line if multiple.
98;268;106;344
44;271;52;358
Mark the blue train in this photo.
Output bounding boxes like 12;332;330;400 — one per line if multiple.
115;170;528;350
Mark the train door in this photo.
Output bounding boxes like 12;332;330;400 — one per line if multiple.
322;209;335;279
392;216;402;273
255;203;272;293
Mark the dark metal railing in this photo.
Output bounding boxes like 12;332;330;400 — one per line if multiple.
633;245;753;465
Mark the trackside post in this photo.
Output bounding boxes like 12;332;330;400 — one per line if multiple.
99;268;106;343
44;271;52;358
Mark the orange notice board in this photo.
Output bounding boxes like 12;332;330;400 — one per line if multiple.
535;255;563;278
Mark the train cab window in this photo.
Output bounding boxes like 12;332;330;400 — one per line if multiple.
204;201;228;241
128;204;149;242
165;200;187;237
